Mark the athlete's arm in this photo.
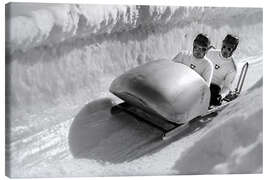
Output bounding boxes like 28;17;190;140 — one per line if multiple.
221;59;237;94
202;61;213;87
221;70;236;94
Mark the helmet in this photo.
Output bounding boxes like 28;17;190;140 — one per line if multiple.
194;34;210;48
223;34;239;50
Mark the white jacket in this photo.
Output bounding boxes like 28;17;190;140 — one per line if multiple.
172;51;213;87
206;49;237;93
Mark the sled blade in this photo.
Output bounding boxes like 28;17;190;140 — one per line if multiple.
206;101;230;115
162;123;189;140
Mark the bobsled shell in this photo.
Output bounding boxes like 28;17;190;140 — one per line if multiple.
110;59;210;124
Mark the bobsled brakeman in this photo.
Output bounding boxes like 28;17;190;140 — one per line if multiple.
109;59;248;140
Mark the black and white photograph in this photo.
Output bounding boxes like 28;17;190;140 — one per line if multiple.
5;1;263;178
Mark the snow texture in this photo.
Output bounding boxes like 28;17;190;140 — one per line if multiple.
5;3;262;178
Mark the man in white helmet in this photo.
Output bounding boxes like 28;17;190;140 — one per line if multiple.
172;33;213;87
206;34;239;106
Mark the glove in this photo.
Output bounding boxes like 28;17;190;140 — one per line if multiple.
223;91;239;102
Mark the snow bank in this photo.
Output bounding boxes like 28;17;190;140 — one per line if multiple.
6;4;262;55
6;4;179;53
173;84;262;174
6;4;262;114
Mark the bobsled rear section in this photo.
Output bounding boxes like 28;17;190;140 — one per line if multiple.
109;59;210;124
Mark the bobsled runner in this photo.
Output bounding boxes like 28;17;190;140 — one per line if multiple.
109;59;249;140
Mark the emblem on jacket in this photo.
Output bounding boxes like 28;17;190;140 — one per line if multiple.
190;64;196;69
215;64;220;69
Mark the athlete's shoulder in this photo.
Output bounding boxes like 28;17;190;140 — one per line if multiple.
206;49;220;60
231;56;237;71
172;50;192;62
178;50;192;57
208;49;220;53
204;57;214;69
207;49;220;55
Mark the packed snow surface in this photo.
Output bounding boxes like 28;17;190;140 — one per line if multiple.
5;3;262;177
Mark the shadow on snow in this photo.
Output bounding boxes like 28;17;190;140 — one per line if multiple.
68;97;213;164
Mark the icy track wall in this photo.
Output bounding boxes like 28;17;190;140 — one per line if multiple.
6;4;262;113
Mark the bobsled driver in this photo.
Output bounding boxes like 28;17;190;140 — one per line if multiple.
206;34;239;106
172;33;213;87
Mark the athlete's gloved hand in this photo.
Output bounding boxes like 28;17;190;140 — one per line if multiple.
223;90;239;102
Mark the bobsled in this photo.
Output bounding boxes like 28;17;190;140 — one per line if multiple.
109;59;210;124
109;59;248;140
